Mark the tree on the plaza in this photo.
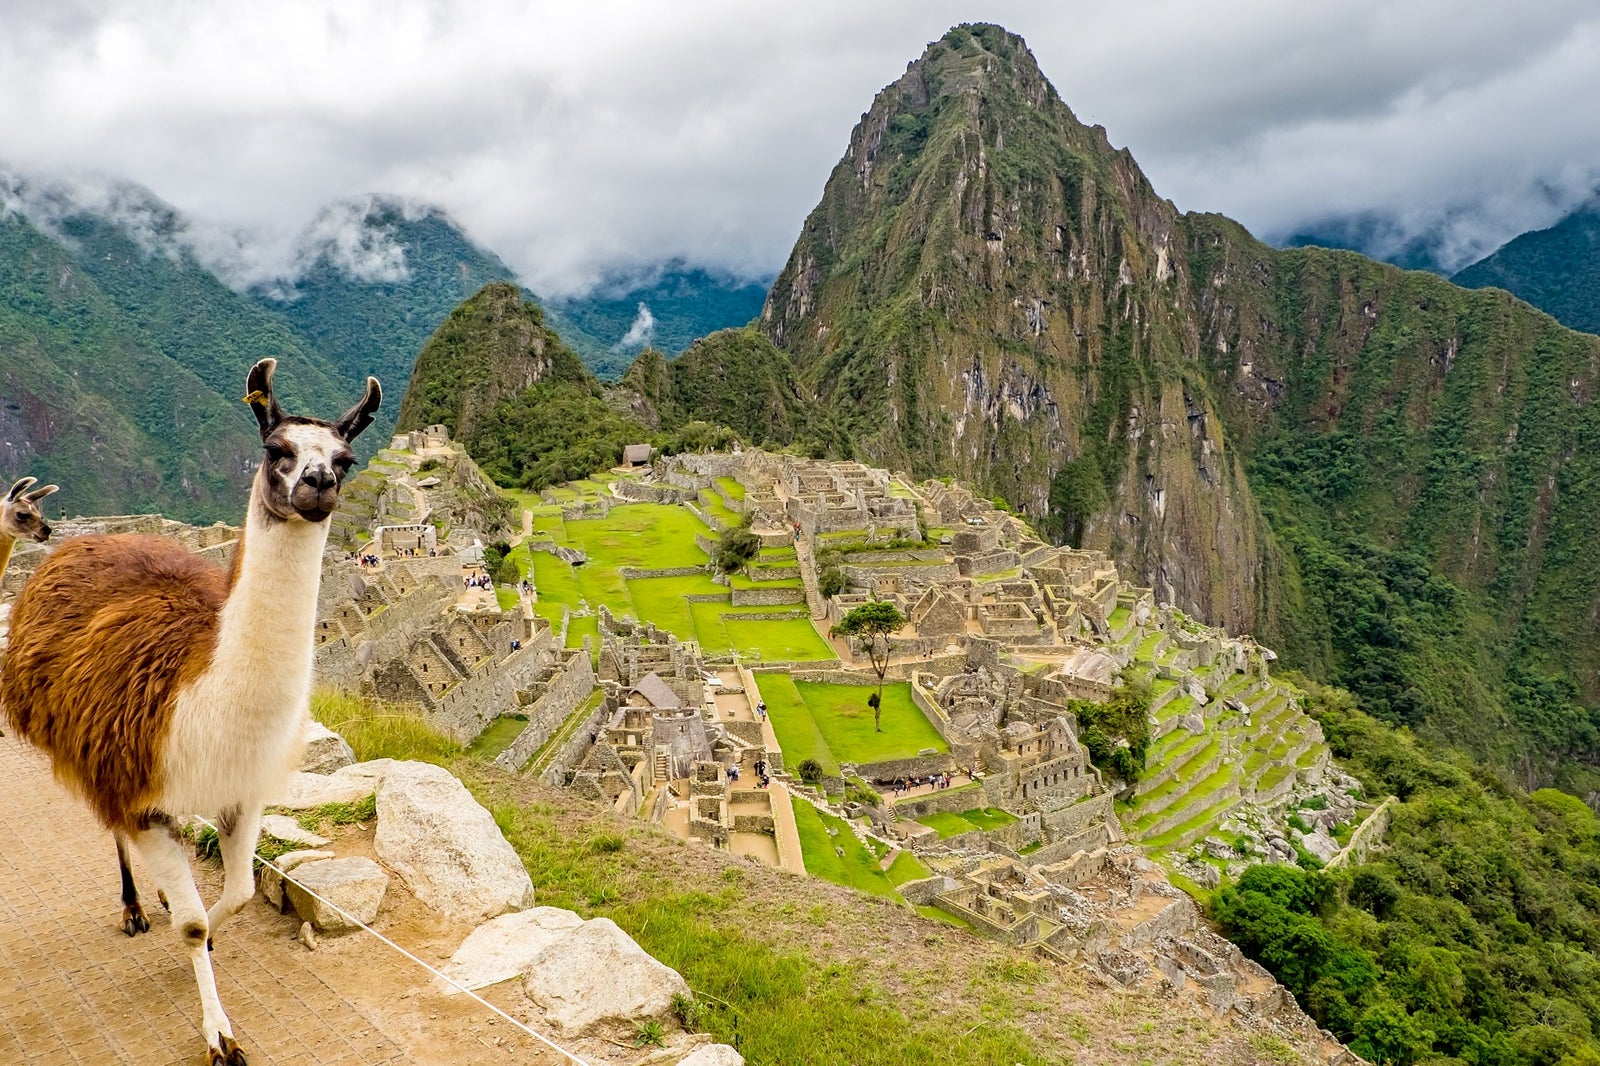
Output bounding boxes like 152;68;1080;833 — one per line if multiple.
830;600;906;731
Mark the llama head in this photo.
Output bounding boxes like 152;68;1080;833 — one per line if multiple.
1;477;58;543
244;358;382;524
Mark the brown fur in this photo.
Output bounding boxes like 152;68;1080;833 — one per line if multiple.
1;534;227;830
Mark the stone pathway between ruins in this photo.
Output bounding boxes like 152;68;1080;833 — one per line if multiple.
0;738;560;1066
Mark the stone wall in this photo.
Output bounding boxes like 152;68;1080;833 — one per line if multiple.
538;693;617;786
730;584;806;606
417;639;562;742
492;651;598;771
1326;796;1396;869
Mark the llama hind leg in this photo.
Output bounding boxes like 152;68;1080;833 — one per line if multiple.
114;831;151;936
205;805;262;946
134;821;247;1065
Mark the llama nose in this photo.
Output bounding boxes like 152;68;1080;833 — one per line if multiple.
301;467;336;492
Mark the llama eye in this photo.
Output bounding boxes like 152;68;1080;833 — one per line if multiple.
333;455;354;475
265;444;290;464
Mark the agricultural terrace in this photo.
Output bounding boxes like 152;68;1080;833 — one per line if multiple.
509;493;832;662
759;677;948;777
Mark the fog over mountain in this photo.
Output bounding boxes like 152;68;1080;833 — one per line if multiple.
3;1;1597;293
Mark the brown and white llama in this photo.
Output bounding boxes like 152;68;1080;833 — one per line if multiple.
0;475;59;569
2;359;379;1065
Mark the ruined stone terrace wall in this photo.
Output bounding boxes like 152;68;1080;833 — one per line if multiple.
851;752;956;784
423;641;560;742
614;480;695;504
1040;792;1116;842
493;651;598;771
539;694;617;786
730;584;806;607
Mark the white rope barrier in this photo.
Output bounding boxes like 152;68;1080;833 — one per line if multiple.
193;815;596;1066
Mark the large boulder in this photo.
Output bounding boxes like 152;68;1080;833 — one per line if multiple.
273;760;395;808
259;849;334;911
677;1047;744;1066
300;720;357;774
260;814;331;848
284;857;388;934
439;907;585;992
374;761;534;923
523;917;690;1033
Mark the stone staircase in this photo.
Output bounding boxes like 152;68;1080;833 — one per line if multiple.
794;539;828;620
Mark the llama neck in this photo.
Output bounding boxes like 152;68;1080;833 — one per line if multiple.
0;533;14;579
210;493;330;685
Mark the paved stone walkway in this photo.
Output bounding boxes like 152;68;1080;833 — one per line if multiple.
0;737;555;1065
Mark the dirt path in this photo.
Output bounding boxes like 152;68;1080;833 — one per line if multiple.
0;737;566;1066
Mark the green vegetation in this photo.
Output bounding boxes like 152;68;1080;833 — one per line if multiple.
915;808;1017;838
829;601;908;730
466;714;529;760
1214;677;1600;1066
1069;683;1151;783
790;798;925;900
1453;202;1600;336
761;676;946;773
309;690;462;766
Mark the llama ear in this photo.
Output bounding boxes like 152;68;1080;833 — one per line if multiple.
243;358;285;440
335;377;382;443
23;484;58;503
7;477;37;501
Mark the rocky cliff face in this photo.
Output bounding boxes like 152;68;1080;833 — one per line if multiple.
757;24;1271;634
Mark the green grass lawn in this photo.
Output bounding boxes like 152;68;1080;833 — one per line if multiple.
794;681;947;766
494;585;520;611
698;489;743;529
729;570;802;590
791;798;916;901
565;504;710;569
761;673;838;776
914;807;1017;838
466;715;528;760
714;476;746;502
723;619;832;662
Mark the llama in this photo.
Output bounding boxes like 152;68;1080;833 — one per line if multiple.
2;359;379;1065
0;475;59;570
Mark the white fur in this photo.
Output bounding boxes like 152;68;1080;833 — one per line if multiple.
159;434;338;816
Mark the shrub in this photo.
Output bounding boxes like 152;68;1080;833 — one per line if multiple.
797;758;824;785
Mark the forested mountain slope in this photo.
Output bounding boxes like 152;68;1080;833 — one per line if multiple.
655;23;1600;793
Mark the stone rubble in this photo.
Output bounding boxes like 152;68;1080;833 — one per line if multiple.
299;719;357;774
521;916;691;1034
374;760;535;923
283;856;389;934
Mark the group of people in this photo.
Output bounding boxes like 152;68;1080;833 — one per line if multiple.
463;570;493;590
393;545;432;558
730;758;771;789
355;552;380;569
889;772;957;796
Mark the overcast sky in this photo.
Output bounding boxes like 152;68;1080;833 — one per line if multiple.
3;0;1598;296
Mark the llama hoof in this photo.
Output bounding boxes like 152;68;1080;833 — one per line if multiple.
208;1033;247;1065
120;903;150;936
158;890;170;912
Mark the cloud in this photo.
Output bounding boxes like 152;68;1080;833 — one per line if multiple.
615;303;656;351
0;1;1595;292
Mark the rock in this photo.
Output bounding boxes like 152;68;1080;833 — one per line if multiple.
1299;830;1340;864
259;849;335;911
677;1046;744;1066
297;921;318;951
523;917;690;1033
284;857;388;934
1179;712;1205;735
260;814;332;848
1201;835;1234;861
300;720;356;774
273;759;395;808
438;907;586;993
374;761;534;923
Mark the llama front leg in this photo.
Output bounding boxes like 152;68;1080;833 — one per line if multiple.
205;805;262;945
114;831;151;936
134;821;247;1065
